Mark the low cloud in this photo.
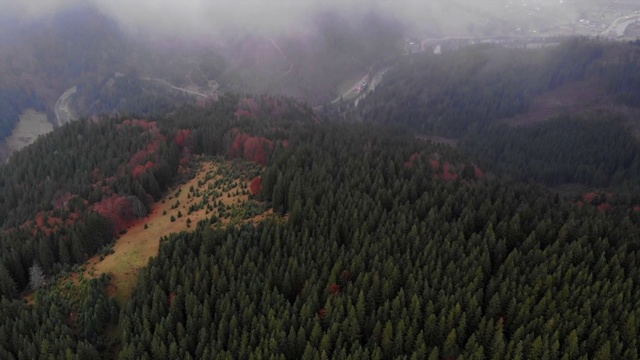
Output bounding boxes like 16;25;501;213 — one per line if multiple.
1;0;456;37
0;0;584;39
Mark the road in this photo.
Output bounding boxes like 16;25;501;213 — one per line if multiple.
54;86;77;126
265;36;294;76
330;74;370;104
601;13;640;37
54;78;208;127
141;78;208;98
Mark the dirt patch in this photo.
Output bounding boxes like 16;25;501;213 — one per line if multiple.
83;159;273;303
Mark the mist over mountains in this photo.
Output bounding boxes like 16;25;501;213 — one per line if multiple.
0;0;598;39
3;1;640;359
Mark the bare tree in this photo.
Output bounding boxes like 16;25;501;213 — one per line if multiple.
29;263;45;290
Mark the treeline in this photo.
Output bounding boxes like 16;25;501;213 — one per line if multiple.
120;123;640;359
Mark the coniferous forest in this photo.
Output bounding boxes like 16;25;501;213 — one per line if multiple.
1;38;640;359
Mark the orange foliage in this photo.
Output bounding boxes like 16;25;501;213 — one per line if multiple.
32;211;80;236
126;122;167;179
175;129;192;148
228;129;274;165
404;153;421;168
250;177;263;196
230;131;250;158
93;195;139;235
329;283;341;295
598;203;613;213
430;158;440;171
235;97;260;118
243;137;272;165
442;162;458;182
132;161;155;179
584;192;598;203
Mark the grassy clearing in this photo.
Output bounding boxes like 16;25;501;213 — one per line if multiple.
5;109;53;154
83;159;274;304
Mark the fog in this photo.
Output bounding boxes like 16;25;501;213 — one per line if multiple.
0;0;554;38
0;0;605;105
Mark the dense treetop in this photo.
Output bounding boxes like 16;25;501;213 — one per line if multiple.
344;38;640;192
119;123;640;359
2;38;640;359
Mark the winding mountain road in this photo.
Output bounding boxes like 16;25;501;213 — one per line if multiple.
54;85;77;126
141;78;208;98
601;13;640;37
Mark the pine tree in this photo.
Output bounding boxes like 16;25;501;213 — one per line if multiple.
0;263;17;298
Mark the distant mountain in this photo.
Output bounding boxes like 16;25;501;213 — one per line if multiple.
0;6;404;146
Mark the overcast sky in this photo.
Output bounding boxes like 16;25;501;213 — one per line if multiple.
0;0;590;40
1;0;456;36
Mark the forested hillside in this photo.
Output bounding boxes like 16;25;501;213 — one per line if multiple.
1;38;640;359
348;38;640;192
351;38;640;135
0;6;129;139
119;123;640;359
71;75;196;117
0;95;315;358
0;5;402;146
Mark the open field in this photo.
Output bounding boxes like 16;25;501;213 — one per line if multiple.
3;109;53;158
82;159;273;303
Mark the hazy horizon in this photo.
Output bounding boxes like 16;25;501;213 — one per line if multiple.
1;0;448;37
0;0;586;40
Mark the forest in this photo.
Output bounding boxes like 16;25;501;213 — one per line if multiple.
0;94;316;358
1;37;640;359
345;38;640;193
350;38;640;136
71;75;195;117
116;123;640;359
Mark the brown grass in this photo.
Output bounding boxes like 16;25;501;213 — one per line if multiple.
83;160;273;303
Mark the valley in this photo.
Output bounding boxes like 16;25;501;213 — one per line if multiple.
2;2;640;359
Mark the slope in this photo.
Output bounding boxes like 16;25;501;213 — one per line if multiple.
348;38;640;191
